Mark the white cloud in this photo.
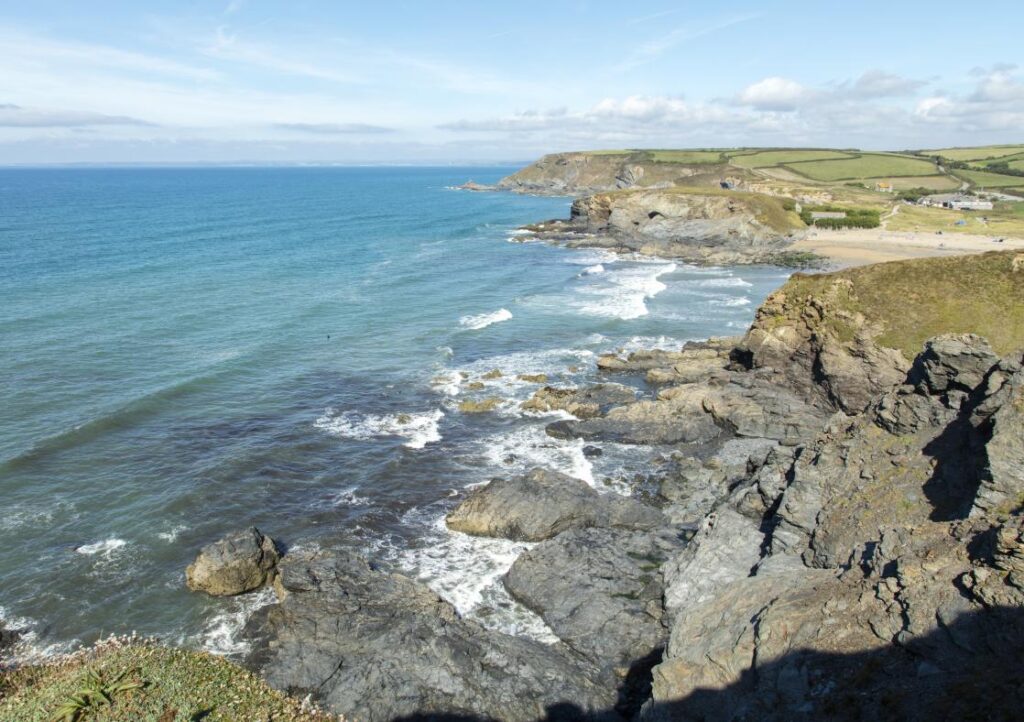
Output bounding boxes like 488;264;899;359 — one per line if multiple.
274;122;396;134
848;70;926;98
0;104;154;128
735;77;815;111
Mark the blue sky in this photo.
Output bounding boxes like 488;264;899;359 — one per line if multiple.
1;0;1022;163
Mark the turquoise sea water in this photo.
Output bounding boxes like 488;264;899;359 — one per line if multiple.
0;167;791;656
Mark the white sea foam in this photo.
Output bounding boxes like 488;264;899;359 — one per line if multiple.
157;525;188;543
579;264;605;276
722;296;752;307
330;486;371;507
315;408;444;449
477;425;595;486
696;276;753;288
459;308;513;330
75;538;127;558
429;370;463;396
446;348;595;409
395;513;558;644
574;262;677;320
0;606;72;664
199;587;276;656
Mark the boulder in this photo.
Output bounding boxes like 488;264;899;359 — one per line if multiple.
185;527;280;597
445;468;665;542
505;527;684;676
244;549;617;722
457;396;502;413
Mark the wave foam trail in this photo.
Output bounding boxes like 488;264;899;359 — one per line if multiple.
579;264;605;276
315;408;443;449
199;587;276;656
395;514;558;643
75;538;128;558
697;276;753;288
575;262;677;320
459;308;513;330
478;425;594;486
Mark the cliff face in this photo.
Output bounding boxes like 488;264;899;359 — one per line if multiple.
737;251;1024;412
519;188;807;265
496;151;705;195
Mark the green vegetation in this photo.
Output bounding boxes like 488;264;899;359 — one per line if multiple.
799;205;881;229
729;149;854;168
886;175;959;191
785;154;937;181
957;169;1024;188
924;145;1024;162
643;150;723;164
781;251;1024;359
0;639;336;722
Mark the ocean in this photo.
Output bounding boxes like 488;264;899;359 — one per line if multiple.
0;166;791;657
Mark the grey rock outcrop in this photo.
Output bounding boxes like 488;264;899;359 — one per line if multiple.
505;528;682;674
643;335;1024;721
185;527;280;597
244;549;617;722
736;277;910;414
445;468;665;542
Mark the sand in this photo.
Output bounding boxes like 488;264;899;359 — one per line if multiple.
790;228;1024;268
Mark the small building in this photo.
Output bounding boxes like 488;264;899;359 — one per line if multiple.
875;181;894;193
810;211;847;220
720;180;735;190
945;196;994;211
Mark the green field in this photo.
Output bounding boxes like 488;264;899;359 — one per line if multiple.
925;145;1024;162
729;149;854;168
886;175;960;191
958;169;1024;188
644;149;723;164
785;153;938;181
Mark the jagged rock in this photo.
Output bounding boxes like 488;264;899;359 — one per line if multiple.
737;277;910;414
969;352;1024;517
598;350;690;372
521;383;637;419
505;527;683;675
517;373;549;383
244;550;617;722
185;527;280;597
546;394;721;446
661;508;764;619
910;334;999;394
445;468;665;542
457;397;502;413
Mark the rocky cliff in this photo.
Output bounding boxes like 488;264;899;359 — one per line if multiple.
519;188;808;266
496;152;714;196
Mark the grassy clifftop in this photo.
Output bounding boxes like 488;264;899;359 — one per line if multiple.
778;250;1024;358
0;639;337;722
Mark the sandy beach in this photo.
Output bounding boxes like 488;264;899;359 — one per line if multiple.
790;228;1024;268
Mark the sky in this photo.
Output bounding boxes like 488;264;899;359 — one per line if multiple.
1;0;1022;164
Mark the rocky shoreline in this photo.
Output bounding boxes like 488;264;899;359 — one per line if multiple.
167;248;1024;720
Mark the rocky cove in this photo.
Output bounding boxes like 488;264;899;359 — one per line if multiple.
5;162;1024;721
166;247;1024;721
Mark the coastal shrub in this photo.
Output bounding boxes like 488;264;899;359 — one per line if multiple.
799;205;880;229
0;636;338;722
780;198;797;212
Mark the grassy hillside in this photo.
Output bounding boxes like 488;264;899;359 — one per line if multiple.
780;250;1024;359
783;153;938;181
0;639;336;722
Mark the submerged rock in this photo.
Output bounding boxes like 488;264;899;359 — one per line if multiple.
521;383;637;419
244;549;617;722
445;468;665;542
185;527;280;597
457;396;502;413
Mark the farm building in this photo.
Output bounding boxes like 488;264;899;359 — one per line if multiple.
810;211;847;220
945;196;994;211
875;181;894;192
